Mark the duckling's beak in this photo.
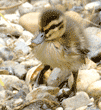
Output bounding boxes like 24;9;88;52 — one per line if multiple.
31;32;45;45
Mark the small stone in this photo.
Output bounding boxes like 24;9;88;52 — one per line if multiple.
56;107;63;110
42;104;48;109
0;69;9;75
13;98;23;106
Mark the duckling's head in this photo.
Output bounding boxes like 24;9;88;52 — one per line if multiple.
32;8;66;45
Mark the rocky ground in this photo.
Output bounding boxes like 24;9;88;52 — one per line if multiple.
0;0;101;110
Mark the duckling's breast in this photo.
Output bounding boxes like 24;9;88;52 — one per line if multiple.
33;40;85;72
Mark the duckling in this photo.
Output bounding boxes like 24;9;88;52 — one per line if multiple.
30;8;89;95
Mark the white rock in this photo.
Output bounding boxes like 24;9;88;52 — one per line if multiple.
4;14;20;24
21;59;41;67
98;97;101;109
20;31;34;45
0;75;25;91
14;38;31;55
87;80;101;97
85;1;101;11
85;27;101;59
13;98;23;105
0;38;6;46
18;2;33;16
62;91;90;109
76;106;87;110
65;107;74;110
47;68;70;87
77;69;100;91
56;107;63;110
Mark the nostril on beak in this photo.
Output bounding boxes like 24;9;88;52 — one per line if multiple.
31;32;45;45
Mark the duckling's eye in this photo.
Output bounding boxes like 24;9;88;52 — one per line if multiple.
59;24;64;30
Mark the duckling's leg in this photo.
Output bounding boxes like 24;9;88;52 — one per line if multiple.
56;71;78;101
34;65;50;88
71;71;78;95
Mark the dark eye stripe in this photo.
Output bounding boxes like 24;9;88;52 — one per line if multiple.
44;21;63;34
59;24;64;30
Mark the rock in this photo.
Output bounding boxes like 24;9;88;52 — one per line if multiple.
85;27;101;63
98;97;101;109
0;38;6;46
56;107;63;110
33;1;49;11
1;61;27;79
71;6;83;12
7;23;24;37
47;68;70;87
62;91;90;109
19;12;40;34
13;89;27;99
56;88;70;101
76;106;87;110
0;69;9;75
96;64;101;76
4;14;20;24
0;58;3;64
77;69;100;91
13;63;27;79
18;2;33;16
0;83;4;91
0;90;13;100
84;58;97;70
87;80;101;97
0;46;14;60
26;85;59;101
0;18;23;36
44;3;51;9
5;97;24;109
21;59;41;67
49;0;62;5
20;31;34;45
0;75;25;91
85;1;101;11
13;98;23;106
14;38;31;55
